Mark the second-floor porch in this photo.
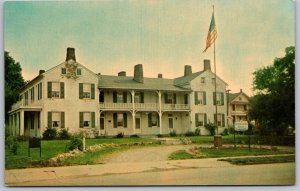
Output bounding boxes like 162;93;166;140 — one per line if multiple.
99;102;190;111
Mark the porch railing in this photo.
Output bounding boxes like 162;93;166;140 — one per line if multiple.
99;102;190;111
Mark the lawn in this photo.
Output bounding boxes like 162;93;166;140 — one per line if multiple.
169;147;294;160
218;155;295;165
5;137;159;169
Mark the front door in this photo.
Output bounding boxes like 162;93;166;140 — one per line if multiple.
100;113;105;131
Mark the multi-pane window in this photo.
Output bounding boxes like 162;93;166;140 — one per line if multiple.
117;93;124;103
61;68;66;75
30;87;35;101
148;113;159;127
212;78;216;84
213;92;224;105
244;105;247;111
117;114;124;127
164;93;176;104
113;91;127;103
194;91;206;105
79;112;95;128
83;112;91;127
24;91;29;105
201;77;205;83
232;105;236;111
214;113;225;127
48;82;64;99
52;82;60;97
48;111;65;128
134;92;144;103
79;83;95;99
77;68;82;75
83;84;91;98
195;113;206;127
52;112;61;128
113;113;127;128
37;82;42;100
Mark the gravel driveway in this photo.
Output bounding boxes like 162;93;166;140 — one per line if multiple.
105;145;195;163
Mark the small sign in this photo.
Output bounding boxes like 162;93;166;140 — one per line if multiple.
234;121;248;132
28;137;42;157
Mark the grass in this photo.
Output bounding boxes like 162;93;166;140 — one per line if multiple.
5;137;160;169
219;155;295;165
169;147;294;160
5;140;69;169
169;150;195;160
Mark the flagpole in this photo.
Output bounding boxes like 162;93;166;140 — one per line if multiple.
212;5;218;136
214;36;218;135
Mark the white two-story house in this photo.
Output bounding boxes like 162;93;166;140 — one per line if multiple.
8;48;228;137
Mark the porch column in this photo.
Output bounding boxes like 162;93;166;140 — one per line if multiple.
158;91;162;134
131;90;136;134
20;110;24;136
16;113;20;136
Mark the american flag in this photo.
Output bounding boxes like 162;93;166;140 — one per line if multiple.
203;12;217;52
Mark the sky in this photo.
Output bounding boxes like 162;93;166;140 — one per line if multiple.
4;0;295;96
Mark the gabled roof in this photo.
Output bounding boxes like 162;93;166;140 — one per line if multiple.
174;71;205;86
229;91;250;103
174;70;228;87
98;75;191;92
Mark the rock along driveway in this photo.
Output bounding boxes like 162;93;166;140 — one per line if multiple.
104;144;196;163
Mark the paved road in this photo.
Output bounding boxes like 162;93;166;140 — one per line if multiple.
6;159;295;186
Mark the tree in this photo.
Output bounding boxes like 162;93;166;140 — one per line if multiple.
5;51;25;122
249;46;295;135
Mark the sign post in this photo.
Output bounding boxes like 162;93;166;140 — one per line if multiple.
234;121;249;149
28;137;42;158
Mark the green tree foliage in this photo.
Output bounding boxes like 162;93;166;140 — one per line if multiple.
5;51;25;122
250;46;295;135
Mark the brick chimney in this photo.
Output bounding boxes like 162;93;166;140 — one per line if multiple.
133;64;144;83
39;70;45;75
66;47;76;61
118;71;126;76
158;74;163;78
204;59;211;71
184;65;192;76
240;89;243;93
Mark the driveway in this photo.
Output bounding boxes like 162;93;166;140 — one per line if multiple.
104;144;196;163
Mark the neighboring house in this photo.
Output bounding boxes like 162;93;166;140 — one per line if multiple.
8;48;228;137
228;89;250;127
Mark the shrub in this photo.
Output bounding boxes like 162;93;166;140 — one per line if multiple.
157;134;164;138
67;137;83;151
169;130;177;137
58;128;71;140
221;128;229;136
205;123;216;136
42;127;57;140
6;136;19;155
130;134;139;138
195;128;201;136
17;135;28;142
185;131;195;136
116;132;124;138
